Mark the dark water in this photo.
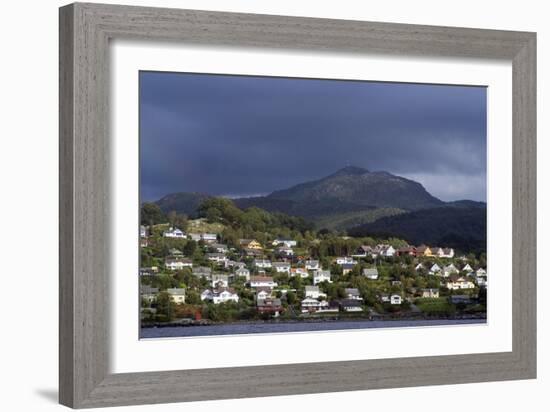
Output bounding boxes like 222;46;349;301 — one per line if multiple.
140;318;486;339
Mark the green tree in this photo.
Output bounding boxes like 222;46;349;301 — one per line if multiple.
155;292;175;321
141;203;166;225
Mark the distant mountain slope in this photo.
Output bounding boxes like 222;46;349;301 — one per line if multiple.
235;166;443;217
155;192;211;217
348;205;486;253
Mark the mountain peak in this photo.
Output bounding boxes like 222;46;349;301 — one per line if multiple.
330;166;370;177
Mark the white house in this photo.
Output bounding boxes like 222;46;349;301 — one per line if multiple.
188;233;202;241
446;277;476;290
476;268;487;276
442;248;455;258
212;288;239;304
462;264;473;272
207;253;228;264
443;264;459;277
362;268;379;280
255;288;272;301
253;259;272;269
249;276;278;288
163;227;186;238
335;256;357;265
140;225;149;238
276;246;294;257
344;288;362;301
305;260;320;271
390;294;402;305
432;247;445;257
272;239;297;248
429;263;442;275
415;263;425;271
165;257;193;270
234;267;250;280
421;288;440;298
301;298;330;313
211;274;229;288
305;285;326;299
290;268;309;278
166;288;186;304
377;244;396;257
313;270;332;285
201;233;218;243
272;262;291;273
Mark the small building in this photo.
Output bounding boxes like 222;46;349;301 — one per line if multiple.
211;288;239;304
305;285;325;299
341;263;355;275
166;288;186;304
335;256;357;265
239;239;262;250
432;247;445;258
446;277;476;290
249;276;278;288
168;248;183;256
344;288;362;301
462;264;474;272
140;266;159;276
253;259;272;269
211;274;229;288
313;270;332;285
390;294;402;305
207;253;228;264
257;298;283;314
442;248;455;258
255;287;272;301
140;225;149;238
339;299;363;312
416;245;432;257
140;285;158;303
201;233;218;243
235;267;250;280
421;288;440;298
429;263;442;275
378;244;396;257
362;268;379;280
290;268;309;278
476;268;487;276
163;227;186;238
397;246;417;256
192;266;212;278
305;260;320;271
272;239;297;248
272;262;291;273
352;245;374;258
415;263;425;271
301;297;329;313
210;243;228;254
276;246;294;257
165;257;193;271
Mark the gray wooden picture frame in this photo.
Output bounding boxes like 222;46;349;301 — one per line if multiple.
59;2;536;409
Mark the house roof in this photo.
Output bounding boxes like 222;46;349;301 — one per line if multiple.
250;276;274;282
363;268;379;276
305;285;320;292
166;288;186;295
272;262;291;267
345;288;360;295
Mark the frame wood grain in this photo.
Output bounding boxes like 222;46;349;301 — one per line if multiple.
59;2;536;408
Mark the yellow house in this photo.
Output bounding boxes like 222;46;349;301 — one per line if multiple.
239;239;262;250
416;245;433;257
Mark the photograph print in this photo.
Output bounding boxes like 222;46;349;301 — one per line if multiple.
139;71;487;338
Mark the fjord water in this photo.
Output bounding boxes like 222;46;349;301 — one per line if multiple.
140;318;486;339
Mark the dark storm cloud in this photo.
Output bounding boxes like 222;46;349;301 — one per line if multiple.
140;71;486;202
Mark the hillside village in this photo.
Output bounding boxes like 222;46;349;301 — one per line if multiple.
140;199;487;326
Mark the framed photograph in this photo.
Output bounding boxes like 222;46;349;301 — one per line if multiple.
59;2;536;408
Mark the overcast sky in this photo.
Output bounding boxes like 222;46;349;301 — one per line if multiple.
140;71;486;202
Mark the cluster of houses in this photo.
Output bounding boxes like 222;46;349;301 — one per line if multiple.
140;225;487;320
353;244;455;259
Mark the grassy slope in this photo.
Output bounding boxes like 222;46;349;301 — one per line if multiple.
313;207;406;231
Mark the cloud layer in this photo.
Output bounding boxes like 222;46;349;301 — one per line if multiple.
140;72;487;202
